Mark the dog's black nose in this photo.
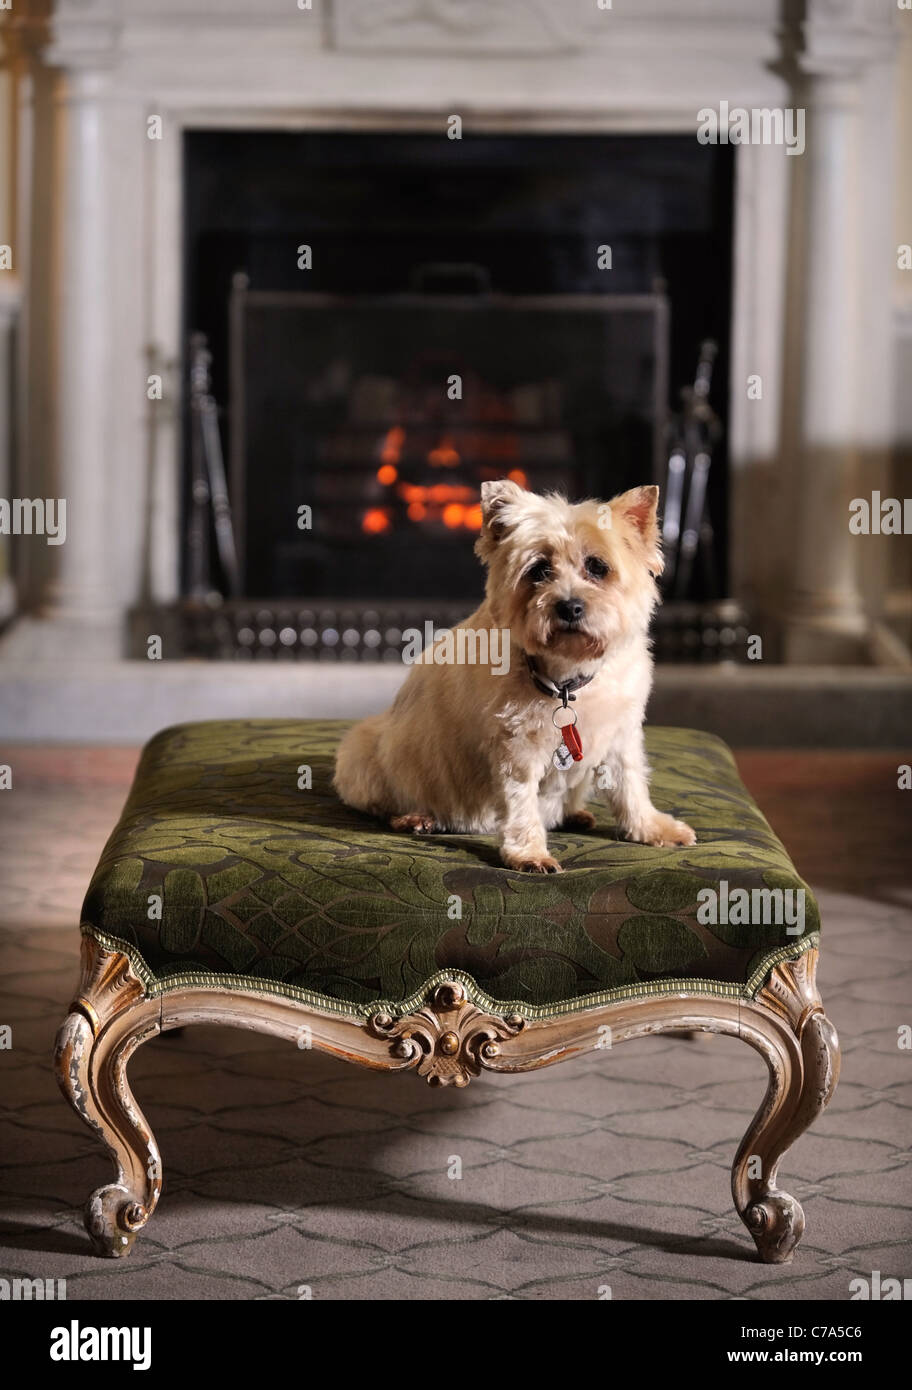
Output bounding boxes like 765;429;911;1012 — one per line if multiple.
555;597;585;623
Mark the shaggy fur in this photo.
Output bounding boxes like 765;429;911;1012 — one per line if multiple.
333;479;696;872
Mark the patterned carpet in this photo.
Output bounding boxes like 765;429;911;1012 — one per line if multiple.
1;747;910;1299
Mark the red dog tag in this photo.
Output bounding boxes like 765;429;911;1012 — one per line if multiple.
562;723;583;761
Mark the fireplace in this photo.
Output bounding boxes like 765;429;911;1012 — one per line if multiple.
165;129;735;661
5;0;899;708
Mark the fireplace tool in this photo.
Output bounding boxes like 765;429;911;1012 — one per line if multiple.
188;333;240;599
661;339;721;599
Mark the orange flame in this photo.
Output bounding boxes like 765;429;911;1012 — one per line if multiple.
428;436;461;469
430;483;474;503
362;508;391;534
380;425;405;466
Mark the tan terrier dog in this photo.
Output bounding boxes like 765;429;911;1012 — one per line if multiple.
334;480;696;872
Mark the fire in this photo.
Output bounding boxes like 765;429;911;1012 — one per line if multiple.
380;425;405;466
371;425;520;530
428;436;460;468
395;483;483;529
397;482;474;507
367;465;489;532
362;508;391;534
430;482;473;503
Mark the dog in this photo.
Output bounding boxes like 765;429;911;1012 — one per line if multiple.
333;479;696;872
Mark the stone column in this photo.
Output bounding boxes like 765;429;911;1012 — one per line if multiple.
38;62;118;632
784;72;866;662
784;2;897;663
0;280;18;624
0;51;20;623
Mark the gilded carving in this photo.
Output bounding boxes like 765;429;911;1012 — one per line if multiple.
368;980;525;1087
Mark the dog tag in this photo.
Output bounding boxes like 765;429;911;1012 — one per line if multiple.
552;743;574;771
562;722;583;761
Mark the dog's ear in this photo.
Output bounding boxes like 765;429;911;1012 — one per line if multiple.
612;484;664;576
475;478;526;564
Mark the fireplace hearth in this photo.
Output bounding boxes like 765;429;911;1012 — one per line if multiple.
128;594;752;668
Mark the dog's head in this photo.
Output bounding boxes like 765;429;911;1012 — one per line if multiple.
475;479;663;669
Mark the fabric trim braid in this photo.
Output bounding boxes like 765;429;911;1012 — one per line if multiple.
79;922;820;1023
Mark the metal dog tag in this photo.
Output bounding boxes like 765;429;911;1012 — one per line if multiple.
551;704;583;771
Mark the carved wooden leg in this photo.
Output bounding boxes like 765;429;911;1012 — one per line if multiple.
54;939;162;1257
732;949;840;1263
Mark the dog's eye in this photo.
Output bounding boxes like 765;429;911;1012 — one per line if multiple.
584;555;609;581
524;559;552;584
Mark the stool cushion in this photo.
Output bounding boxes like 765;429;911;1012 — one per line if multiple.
81;719;820;1015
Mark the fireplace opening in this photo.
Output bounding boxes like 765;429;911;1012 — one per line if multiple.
165;130;736;661
229;283;667;600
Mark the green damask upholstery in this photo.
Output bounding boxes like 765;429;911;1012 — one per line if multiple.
81;719;819;1016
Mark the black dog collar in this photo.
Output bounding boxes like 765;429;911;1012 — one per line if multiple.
524;652;595;708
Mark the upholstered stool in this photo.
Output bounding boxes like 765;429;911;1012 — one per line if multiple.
55;718;839;1263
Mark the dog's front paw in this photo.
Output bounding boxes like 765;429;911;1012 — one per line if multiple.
390;813;441;835
626;813;696;848
502;851;563;874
